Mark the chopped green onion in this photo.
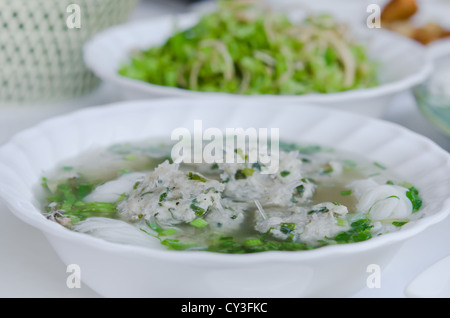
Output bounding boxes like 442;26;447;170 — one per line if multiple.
280;222;296;234
159;190;169;203
308;206;329;215
241;168;254;177
118;2;378;96
373;162;386;170
188;172;207;182
190;199;206;216
244;239;263;246
406;187;422;213
392;221;408;227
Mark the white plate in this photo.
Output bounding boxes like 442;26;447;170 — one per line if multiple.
0;98;449;298
83;11;432;118
405;255;450;298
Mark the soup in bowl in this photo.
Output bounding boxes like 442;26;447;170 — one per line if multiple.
0;99;448;297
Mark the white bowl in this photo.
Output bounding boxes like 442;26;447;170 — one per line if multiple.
0;98;449;298
83;12;432;118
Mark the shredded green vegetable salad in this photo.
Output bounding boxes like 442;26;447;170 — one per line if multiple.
118;0;378;95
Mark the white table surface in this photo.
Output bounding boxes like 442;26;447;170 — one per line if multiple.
1;0;450;298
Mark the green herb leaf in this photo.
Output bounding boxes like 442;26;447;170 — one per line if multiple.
280;170;290;177
242;168;254;177
190;199;206;216
307;206;329;215
373;162;386;170
334;218;373;244
189;218;209;228
340;190;352;196
118;1;378;96
406;187;422;213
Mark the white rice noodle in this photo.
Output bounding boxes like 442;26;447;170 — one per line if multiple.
72;217;163;249
83;172;145;203
349;179;413;221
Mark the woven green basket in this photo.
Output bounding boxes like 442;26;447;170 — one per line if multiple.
0;0;138;105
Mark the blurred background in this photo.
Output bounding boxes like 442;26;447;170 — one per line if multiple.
0;0;449;149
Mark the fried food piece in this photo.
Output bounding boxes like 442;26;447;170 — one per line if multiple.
381;0;418;24
381;0;450;45
412;22;450;45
